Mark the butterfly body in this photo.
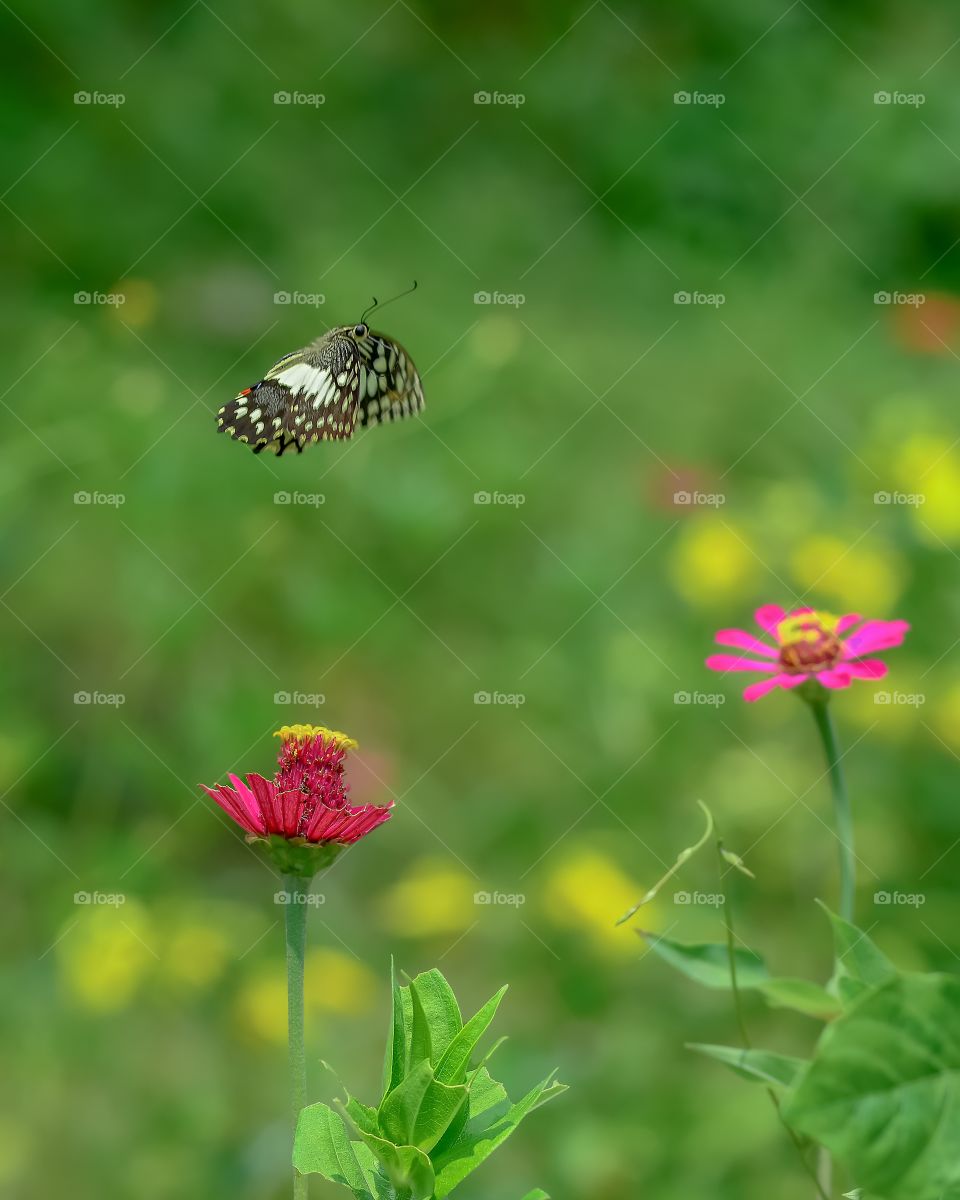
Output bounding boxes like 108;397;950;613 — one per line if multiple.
218;322;424;455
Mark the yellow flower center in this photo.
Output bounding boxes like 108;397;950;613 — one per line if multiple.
273;724;359;751
776;611;843;674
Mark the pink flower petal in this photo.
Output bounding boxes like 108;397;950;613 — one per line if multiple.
743;673;808;702
844;658;888;680
843;619;910;656
202;784;264;836
706;654;778;673
715;628;778;657
819;668;852;690
836;613;863;635
754;605;786;635
271;788;304;837
227;773;268;832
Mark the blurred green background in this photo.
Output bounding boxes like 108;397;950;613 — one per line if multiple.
4;1;960;1196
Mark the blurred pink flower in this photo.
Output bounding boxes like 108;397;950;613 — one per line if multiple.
202;724;392;845
706;605;909;702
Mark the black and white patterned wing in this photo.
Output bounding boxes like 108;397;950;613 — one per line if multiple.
217;338;361;454
355;333;425;429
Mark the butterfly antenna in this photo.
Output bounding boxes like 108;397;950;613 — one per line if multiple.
360;280;418;325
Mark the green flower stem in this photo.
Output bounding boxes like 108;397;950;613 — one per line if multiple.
808;696;855;921
283;873;309;1200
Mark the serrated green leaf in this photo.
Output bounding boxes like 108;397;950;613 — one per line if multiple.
432;1072;567;1199
354;1128;435;1200
818;901;897;1000
688;1043;806;1088
784;973;960;1200
436;986;508;1085
293;1103;392;1200
640;932;768;988
408;969;462;1068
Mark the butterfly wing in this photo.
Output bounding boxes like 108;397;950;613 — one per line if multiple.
355;332;425;428
217;338;362;454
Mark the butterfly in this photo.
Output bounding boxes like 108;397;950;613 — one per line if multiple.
217;289;424;456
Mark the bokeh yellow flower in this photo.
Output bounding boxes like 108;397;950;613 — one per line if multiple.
304;948;376;1014
670;518;758;607
894;433;960;542
542;848;653;957
378;858;477;937
789;534;904;613
57;902;156;1013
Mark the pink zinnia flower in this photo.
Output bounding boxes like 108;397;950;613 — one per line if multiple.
202;725;392;871
706;605;909;702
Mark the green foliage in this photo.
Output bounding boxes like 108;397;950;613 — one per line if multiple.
687;1044;806;1089
294;966;565;1199
640;931;840;1017
666;901;960;1200
784;973;960;1200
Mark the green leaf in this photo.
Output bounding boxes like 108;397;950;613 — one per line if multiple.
383;959;412;1095
688;1043;807;1088
640;932;769;989
758;977;841;1018
818;901;897;1003
379;1059;469;1153
344;1096;379;1137
354;1129;435;1200
784;973;960;1200
293;1103;392;1200
521;1191;550;1199
436;986;508;1085
410;979;433;1070
432;1072;567;1199
641;932;839;1017
409;969;463;1066
379;1060;434;1146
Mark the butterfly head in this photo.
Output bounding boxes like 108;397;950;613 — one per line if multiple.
351;322;370;340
